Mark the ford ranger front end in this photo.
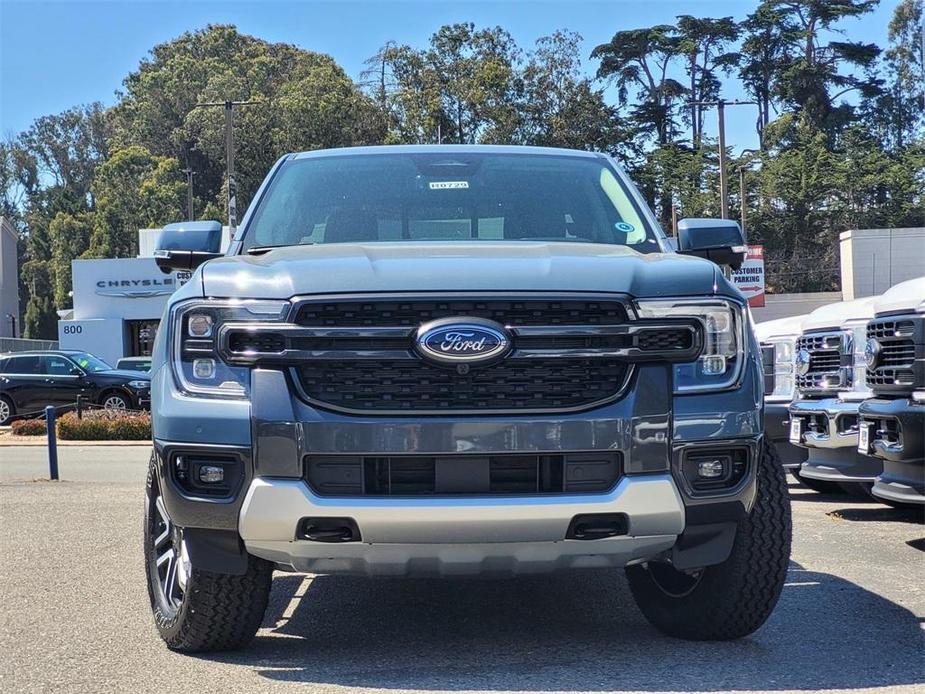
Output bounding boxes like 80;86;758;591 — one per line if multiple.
143;145;791;652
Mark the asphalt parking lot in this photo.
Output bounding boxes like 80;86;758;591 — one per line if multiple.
1;445;923;694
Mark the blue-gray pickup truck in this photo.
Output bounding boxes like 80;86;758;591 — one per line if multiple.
144;145;791;652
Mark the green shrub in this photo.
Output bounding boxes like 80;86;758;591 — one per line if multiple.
11;418;47;436
56;410;151;440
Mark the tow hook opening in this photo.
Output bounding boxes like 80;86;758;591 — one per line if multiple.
566;513;629;540
298;517;361;543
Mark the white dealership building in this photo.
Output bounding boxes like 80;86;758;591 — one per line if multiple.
57;228;230;365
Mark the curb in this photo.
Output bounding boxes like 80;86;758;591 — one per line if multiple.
0;438;151;447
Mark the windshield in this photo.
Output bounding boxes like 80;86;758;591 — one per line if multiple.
242;152;661;252
70;352;112;373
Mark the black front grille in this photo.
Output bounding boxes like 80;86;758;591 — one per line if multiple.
305;452;622;496
867;314;924;393
297;358;629;412
296;298;629;327
796;331;849;393
228;331;286;354
636;327;693;351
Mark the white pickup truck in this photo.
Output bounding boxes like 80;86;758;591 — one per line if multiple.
859;277;925;505
788;297;879;497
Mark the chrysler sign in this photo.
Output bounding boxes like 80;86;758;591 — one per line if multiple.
72;257;187;321
95;277;176;298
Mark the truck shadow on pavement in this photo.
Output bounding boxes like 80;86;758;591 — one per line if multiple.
204;560;924;691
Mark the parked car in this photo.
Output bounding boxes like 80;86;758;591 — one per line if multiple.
116;357;152;373
753;315;839;491
144;145;791;653
859;277;925;505
0;350;151;424
788;297;880;497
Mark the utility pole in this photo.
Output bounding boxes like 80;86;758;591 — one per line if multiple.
181;168;196;220
718;101;730;218
738;165;746;237
686;99;758;220
193;100;259;230
736;149;760;241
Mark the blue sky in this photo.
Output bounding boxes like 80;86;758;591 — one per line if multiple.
0;0;896;153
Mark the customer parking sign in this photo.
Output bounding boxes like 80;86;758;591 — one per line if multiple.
731;245;765;307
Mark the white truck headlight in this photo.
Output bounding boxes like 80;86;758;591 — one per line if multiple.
169;299;289;398
839;319;872;401
764;337;796;401
635;298;746;393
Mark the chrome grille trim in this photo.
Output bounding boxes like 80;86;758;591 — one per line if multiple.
796;330;852;394
866;314;924;393
215;293;704;415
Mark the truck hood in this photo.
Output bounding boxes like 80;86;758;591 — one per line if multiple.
200;242;719;300
802;296;877;332
873;276;925;316
754;315;808;341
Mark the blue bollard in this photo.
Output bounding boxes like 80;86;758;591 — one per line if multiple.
46;406;58;480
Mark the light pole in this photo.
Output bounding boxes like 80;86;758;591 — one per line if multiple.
182;168;196;220
686;99;758;219
193;100;260;230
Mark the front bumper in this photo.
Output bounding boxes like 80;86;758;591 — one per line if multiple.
153;362;764;576
790;397;881;482
239;474;684;575
764;400;806;468
860;397;925;505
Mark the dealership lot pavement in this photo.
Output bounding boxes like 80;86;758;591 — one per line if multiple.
1;445;923;694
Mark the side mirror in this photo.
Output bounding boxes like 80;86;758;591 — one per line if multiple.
676;218;747;270
154;221;223;273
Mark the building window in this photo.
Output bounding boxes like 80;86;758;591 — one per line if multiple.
127;320;159;357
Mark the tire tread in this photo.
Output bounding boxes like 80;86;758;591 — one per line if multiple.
627;438;792;640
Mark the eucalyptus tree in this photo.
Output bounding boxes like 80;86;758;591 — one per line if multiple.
521;30;626;152
770;0;882;133
592;25;687;146
675;16;740;148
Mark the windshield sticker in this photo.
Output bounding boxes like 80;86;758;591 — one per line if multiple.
614;221;635;233
429;181;469;190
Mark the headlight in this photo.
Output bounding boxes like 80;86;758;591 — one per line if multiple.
840;319;872;400
635;298;746;392
766;337;796;401
170;299;289;397
127;380;150;389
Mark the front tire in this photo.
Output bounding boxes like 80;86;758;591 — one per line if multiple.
144;455;272;652
102;392;131;411
626;438;791;640
0;395;14;426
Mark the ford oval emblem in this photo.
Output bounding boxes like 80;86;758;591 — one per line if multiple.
415;318;511;366
795;348;812;376
865;338;881;369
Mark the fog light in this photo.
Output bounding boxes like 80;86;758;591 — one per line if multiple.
188;313;213;337
702;355;727;375
198;465;224;484
193;358;215;379
697;459;726;479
